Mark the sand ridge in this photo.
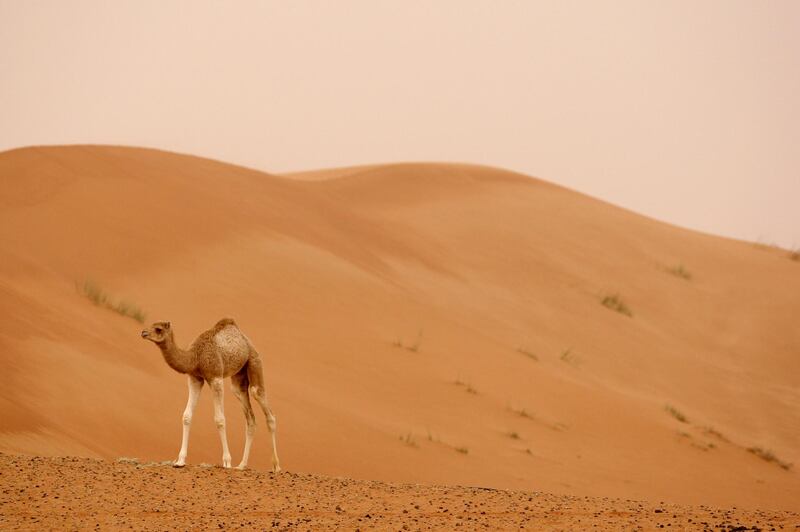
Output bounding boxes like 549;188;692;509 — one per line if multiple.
0;145;798;511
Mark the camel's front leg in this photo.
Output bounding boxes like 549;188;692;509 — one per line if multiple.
210;377;232;468
175;375;203;467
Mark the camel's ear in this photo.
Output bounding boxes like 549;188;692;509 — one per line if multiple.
164;322;171;329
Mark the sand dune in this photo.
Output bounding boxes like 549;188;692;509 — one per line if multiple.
0;145;798;510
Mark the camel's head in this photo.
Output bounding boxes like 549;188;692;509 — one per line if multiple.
141;321;171;344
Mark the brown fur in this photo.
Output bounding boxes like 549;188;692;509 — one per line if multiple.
141;319;279;470
142;318;254;380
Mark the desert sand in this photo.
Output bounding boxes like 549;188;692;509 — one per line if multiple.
2;454;797;530
0;145;798;521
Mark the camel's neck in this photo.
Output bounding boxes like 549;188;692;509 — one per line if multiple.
158;335;196;374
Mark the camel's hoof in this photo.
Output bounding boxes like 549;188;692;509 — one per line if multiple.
172;462;186;468
234;464;248;471
272;465;282;474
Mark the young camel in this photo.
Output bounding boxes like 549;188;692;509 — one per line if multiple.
141;318;280;471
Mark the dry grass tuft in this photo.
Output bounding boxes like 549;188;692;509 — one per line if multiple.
454;378;479;395
667;264;692;280
747;447;792;470
703;427;729;442
517;347;539;361
399;432;419;448
560;347;579;364
509;405;535;420
78;280;146;323
393;329;423;352
601;294;633;317
665;404;688;423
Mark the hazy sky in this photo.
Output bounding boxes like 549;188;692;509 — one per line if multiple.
2;1;798;247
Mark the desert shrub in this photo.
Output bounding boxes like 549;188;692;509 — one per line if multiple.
78;279;146;323
601;294;633;317
747;447;792;470
664;404;688;423
667;264;692;280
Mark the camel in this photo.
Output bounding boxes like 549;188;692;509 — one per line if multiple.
141;318;280;472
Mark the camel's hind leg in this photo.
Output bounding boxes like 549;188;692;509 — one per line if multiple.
231;368;256;470
209;377;232;468
247;357;280;472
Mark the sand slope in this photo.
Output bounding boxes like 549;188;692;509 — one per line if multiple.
0;145;798;510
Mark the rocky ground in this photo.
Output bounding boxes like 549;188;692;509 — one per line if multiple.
0;454;797;530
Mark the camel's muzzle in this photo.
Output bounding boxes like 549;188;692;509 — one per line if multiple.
141;330;149;338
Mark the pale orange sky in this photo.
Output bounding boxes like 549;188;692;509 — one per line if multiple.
1;1;798;247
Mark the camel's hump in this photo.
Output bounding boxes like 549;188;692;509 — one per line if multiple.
213;318;237;331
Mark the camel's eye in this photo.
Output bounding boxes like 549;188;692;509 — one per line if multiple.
154;327;163;334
